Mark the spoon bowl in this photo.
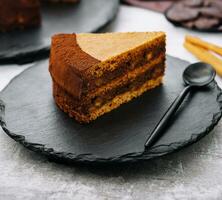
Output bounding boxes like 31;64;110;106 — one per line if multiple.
145;62;216;149
183;62;216;87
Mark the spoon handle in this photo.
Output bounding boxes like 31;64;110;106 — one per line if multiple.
145;85;191;149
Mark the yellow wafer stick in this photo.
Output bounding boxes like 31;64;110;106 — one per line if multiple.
185;35;222;57
184;41;222;76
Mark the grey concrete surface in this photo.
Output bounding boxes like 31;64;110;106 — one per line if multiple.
1;121;222;200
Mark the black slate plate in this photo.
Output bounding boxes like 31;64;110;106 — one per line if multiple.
0;0;119;64
0;56;222;164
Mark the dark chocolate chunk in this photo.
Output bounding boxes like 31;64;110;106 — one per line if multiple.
182;21;195;28
122;0;175;13
205;0;222;8
165;0;222;32
203;0;212;7
194;17;220;29
183;0;203;7
200;7;222;19
166;4;199;22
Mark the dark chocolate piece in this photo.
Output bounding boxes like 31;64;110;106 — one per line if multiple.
194;17;220;29
166;4;199;22
122;0;175;13
182;21;195;29
205;0;222;8
200;7;222;19
165;0;222;32
183;0;203;7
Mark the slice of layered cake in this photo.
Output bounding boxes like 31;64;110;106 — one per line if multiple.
49;32;166;123
0;0;41;32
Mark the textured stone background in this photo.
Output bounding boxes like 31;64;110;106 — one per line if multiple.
1;121;222;200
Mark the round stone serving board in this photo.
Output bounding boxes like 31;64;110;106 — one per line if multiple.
0;56;222;164
0;0;119;64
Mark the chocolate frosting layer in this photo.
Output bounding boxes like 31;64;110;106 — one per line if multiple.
49;33;100;99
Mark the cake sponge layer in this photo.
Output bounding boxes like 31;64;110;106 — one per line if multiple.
53;75;163;123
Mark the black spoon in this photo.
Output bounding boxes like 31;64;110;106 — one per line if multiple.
145;62;216;149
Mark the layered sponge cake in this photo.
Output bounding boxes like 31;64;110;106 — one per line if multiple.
49;32;166;123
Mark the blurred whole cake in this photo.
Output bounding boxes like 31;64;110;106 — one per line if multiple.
0;0;80;32
0;0;41;32
49;32;166;123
